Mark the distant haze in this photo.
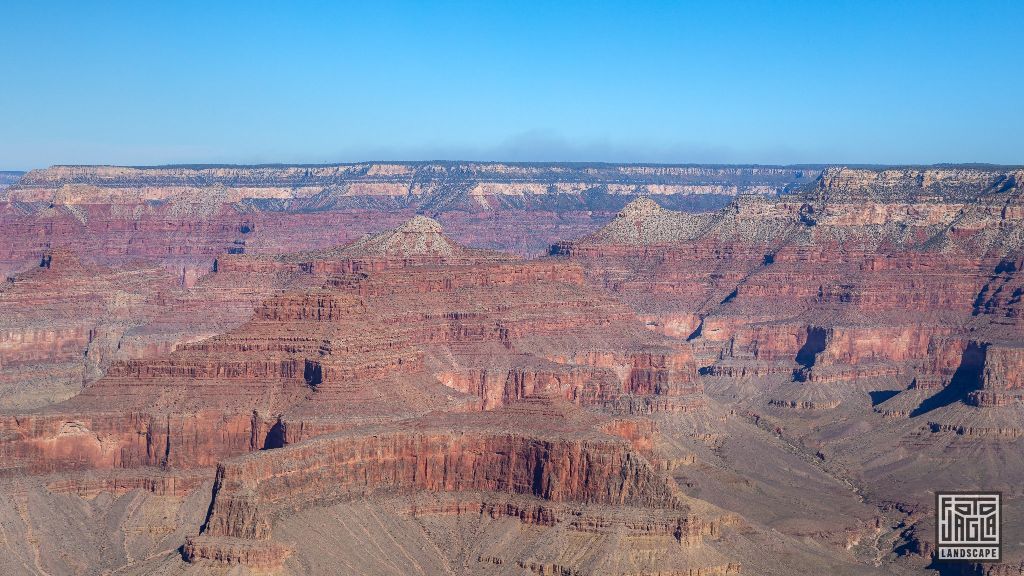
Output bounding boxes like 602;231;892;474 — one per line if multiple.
1;1;1022;169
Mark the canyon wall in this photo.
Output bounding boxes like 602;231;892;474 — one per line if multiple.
555;165;1024;572
0;162;818;274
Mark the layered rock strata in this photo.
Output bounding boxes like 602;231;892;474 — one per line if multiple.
5;165;1023;574
186;396;732;573
0;163;818;275
557;167;1024;420
1;217;702;480
555;166;1024;573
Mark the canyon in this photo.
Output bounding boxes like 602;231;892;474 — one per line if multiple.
0;162;816;277
0;163;1021;575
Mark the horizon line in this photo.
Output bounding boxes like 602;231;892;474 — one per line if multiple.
7;160;1023;172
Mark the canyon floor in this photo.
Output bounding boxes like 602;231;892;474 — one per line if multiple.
1;162;1022;575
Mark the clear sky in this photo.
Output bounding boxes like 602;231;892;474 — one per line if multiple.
1;0;1022;169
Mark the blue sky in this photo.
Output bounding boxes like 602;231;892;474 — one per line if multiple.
1;0;1022;168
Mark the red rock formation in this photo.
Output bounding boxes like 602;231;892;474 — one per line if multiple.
0;250;189;409
183;535;293;570
1;218;703;481
7;166;1022;574
44;467;211;497
973;344;1024;406
558;168;1024;418
188;396;731;571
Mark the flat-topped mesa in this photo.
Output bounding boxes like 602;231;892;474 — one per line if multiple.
811;166;1022;202
4;162;819;204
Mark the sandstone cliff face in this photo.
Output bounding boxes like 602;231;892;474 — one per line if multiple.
201;426;679;540
0;411;286;473
187;397;734;573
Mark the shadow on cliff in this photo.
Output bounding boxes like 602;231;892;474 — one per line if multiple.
869;390;900;405
263;419;286;449
792;327;828;382
795;327;828;369
910;342;986;418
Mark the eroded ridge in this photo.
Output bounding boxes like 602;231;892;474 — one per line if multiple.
185;397;732;573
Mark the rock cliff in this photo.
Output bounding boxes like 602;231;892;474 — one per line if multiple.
184;397;737;573
5;162;818;204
